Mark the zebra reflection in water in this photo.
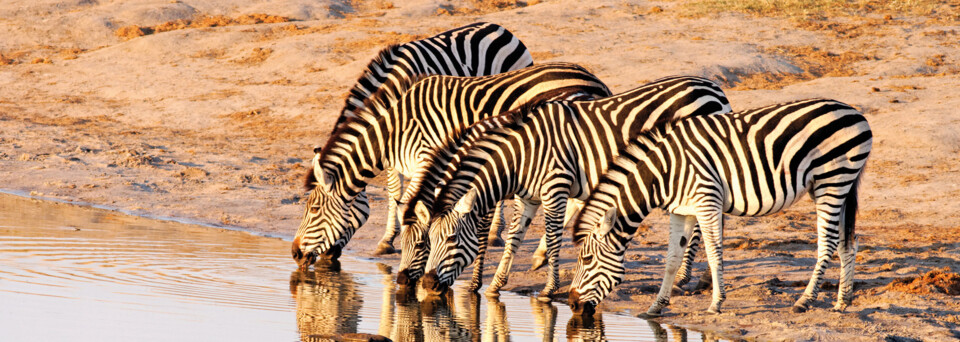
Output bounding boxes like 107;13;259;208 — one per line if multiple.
289;263;362;340
292;263;692;341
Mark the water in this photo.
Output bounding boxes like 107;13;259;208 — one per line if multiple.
0;194;705;341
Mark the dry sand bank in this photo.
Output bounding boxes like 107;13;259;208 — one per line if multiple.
2;0;959;340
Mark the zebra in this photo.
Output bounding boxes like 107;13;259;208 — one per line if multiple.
418;76;731;299
568;99;872;317
311;22;535;259
292;63;611;269
397;111;588;288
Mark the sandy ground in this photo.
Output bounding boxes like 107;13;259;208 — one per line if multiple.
2;0;959;340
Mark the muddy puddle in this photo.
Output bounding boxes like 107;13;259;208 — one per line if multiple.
0;193;708;341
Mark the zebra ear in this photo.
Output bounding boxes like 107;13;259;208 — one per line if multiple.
415;201;431;224
313;154;334;193
454;188;478;214
596;206;618;237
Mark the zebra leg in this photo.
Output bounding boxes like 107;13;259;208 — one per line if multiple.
487;200;537;296
375;169;402;255
537;192;569;301
487;200;508;247
697;208;726;314
532;198;582;271
793;192;845;313
674;225;702;291
835;236;858;311
646;214;695;316
468;213;494;292
836;179;861;312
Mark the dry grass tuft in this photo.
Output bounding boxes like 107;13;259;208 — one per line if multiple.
436;0;528;16
729;45;871;90
680;0;946;19
115;14;291;41
232;47;273;65
0;52;16;65
885;268;960;296
115;25;152;40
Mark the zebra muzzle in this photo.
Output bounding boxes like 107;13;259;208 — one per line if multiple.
396;268;417;286
421;271;449;295
569;289;596;316
292;238;317;270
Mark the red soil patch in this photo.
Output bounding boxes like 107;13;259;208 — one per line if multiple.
885;268;960;296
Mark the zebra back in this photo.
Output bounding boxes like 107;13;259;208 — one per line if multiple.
401;89;589;225
570;99;872;245
334;22;534;129
431;76;732;216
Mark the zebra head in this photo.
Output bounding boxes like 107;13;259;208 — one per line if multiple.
396;201;433;286
422;188;482;295
292;153;369;269
570;206;627;316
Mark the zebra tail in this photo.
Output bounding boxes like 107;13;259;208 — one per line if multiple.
841;171;862;249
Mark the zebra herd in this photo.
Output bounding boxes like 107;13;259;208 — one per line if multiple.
292;22;872;317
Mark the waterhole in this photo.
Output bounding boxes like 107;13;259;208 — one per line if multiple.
0;193;706;341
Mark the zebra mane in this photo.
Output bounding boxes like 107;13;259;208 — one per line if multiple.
334;44;405;128
316;72;432;174
303;166;318;191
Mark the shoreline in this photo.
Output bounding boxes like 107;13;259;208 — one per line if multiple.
0;190;740;340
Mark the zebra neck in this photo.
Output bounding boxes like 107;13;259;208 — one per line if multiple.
338;45;407;124
612;149;667;236
319;115;392;195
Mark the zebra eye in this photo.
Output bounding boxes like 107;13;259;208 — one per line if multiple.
309;206;320;214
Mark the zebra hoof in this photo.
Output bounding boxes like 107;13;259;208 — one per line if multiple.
489;237;505;247
484;288;501;298
373;243;396;256
706;307;722;315
536;294;553;303
637;311;662;319
832;302;849;312
791;305;808;313
531;254;547;271
671;285;685;296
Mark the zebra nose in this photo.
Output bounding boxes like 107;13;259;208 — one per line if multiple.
396;269;413;286
421;270;448;295
291;239;304;263
569;289;596;316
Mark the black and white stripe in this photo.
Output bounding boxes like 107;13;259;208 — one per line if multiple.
568;99;871;316
292;63;610;268
335;22;534;130
295;22;535;262
418;76;731;299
